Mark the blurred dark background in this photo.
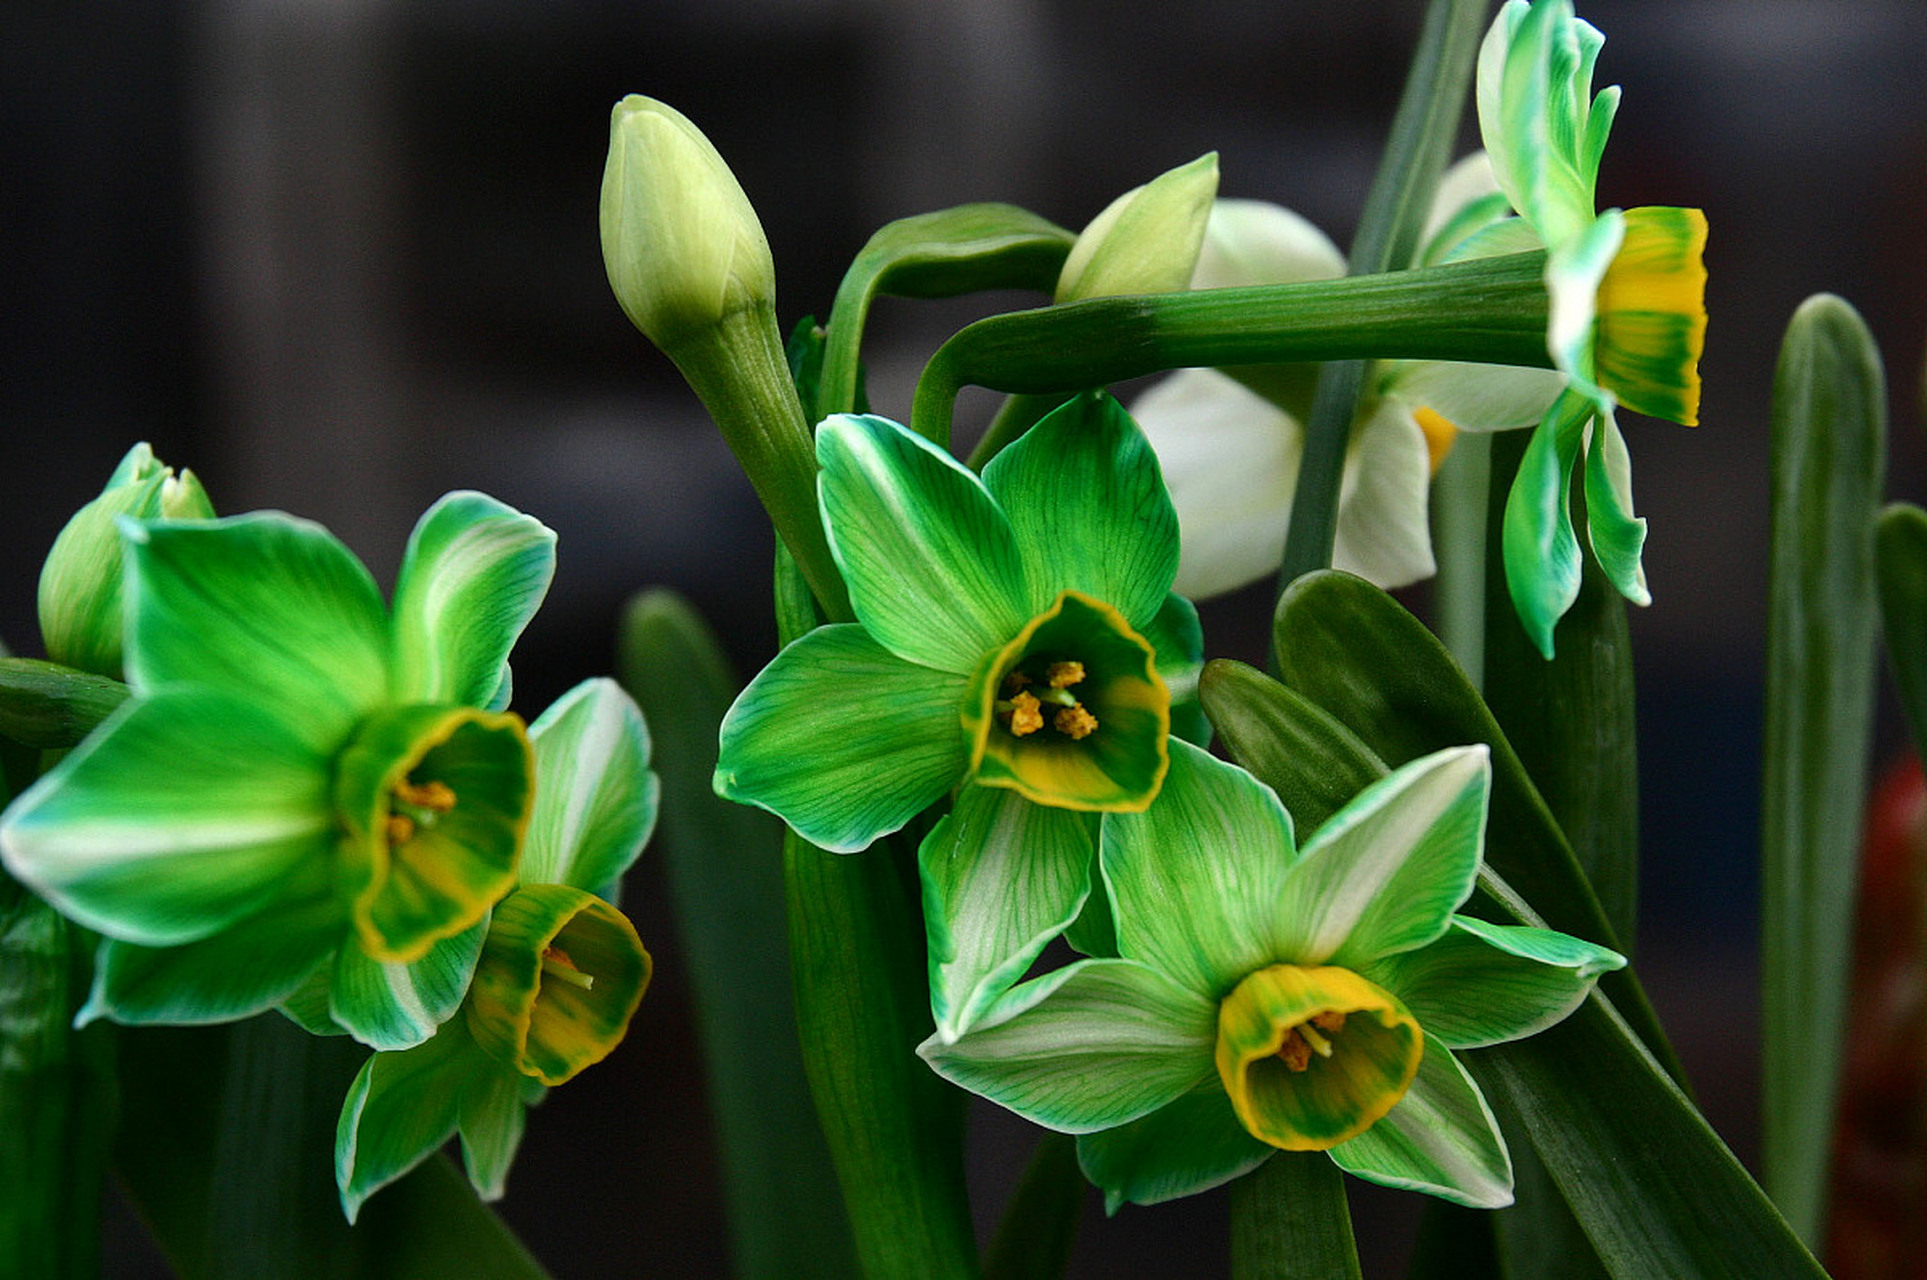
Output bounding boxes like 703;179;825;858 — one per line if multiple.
6;1;1927;1275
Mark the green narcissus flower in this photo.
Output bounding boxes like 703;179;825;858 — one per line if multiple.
1471;0;1708;655
38;442;214;679
333;677;656;1220
715;391;1204;854
0;492;556;1049
920;741;1624;1210
1131;159;1566;599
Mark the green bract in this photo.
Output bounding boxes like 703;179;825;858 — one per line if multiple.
0;492;556;1050
38;442;214;679
1470;0;1708;656
920;741;1624;1210
333;677;657;1221
715;392;1204;854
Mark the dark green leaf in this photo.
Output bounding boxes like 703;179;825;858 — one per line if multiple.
1876;503;1927;767
984;1133;1084;1280
1228;1151;1362;1280
0;657;128;749
1760;293;1885;1241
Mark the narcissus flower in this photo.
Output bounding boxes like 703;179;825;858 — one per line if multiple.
0;492;555;1049
332;677;656;1220
715;391;1204;854
1132;167;1565;598
1470;0;1708;654
920;741;1623;1210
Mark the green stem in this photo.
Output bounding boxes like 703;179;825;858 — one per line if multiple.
983;1133;1084;1280
1274;0;1491;604
911;252;1553;448
1227;1154;1362;1280
1431;431;1491;687
665;303;853;621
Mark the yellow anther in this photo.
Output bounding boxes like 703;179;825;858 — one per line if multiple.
1309;1010;1347;1034
1008;691;1044;737
1000;669;1032;695
1054;705;1099;740
1046;660;1086;689
395;778;457;812
1411;406;1458;475
385;814;416;845
1278;1030;1312;1073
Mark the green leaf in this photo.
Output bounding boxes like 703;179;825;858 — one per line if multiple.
619;589;858;1279
1760;292;1885;1242
917;958;1216;1132
1277;745;1489;969
1228;1151;1363;1280
522;677;658;900
0;689;331;947
981;392;1180;627
388;491;556;709
1329;1041;1511;1208
327;920;486;1051
714;623;969;852
0;658;128;749
1876;502;1927;759
921;784;1095;1042
1102;739;1298;998
983;1134;1085;1280
122;513;388;753
1079;1081;1271;1213
817;413;1030;673
1199;659;1387;832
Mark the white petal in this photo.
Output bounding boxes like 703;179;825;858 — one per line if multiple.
1332;400;1437;590
1131;369;1297;599
1191;200;1345;290
1383;361;1566;433
1420;151;1503;248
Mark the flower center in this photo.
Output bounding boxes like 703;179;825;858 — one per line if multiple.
995;660;1099;740
1276;1009;1348;1072
385;777;457;845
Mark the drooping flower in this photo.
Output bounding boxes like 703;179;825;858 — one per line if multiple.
715;391;1204;854
332;677;656;1220
1468;0;1708;654
0;492;556;1049
1130;160;1566;599
920;740;1624;1209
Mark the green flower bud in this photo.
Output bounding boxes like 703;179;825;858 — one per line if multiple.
1054;152;1219;304
599;94;776;355
38;443;213;678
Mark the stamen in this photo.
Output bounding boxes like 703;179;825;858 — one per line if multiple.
1054;705;1099;739
386;814;416;845
1000;670;1032;696
1277;1011;1345;1072
541;946;596;991
1278;1030;1312;1073
1046;661;1086;689
395;779;457;813
1295;1020;1335;1060
1006;691;1043;737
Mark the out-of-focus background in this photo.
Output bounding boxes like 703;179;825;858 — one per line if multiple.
7;2;1926;1274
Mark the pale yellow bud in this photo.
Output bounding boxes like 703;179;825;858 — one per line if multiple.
1054;152;1220;303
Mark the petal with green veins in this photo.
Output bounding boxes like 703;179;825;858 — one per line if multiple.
1503;390;1593;659
1103;739;1297;998
388;491;557;708
1135;590;1209;747
328;918;487;1052
1361;915;1623;1050
1276;746;1489;969
1583;408;1651;605
335;1020;480;1224
1328;1039;1513;1208
981;392;1179;627
524;677;658;899
817;413;1031;673
1076;1081;1272;1213
121;514;388;754
921;783;1095;1042
457;1065;528;1202
715;623;969;852
79;861;340;1026
1544;210;1625;388
0;689;332;947
917;958;1216;1133
1377;359;1564;434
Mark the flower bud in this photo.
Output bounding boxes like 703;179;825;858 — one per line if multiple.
599;94;777;354
38;443;213;678
1054;152;1219;304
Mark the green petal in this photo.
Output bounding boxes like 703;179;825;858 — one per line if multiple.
1502;391;1593;659
1103;739;1296;997
981;392;1179;627
278;966;346;1036
121;513;388;754
79;862;340;1027
1582;409;1651;605
456;1066;529;1201
715;624;969;852
1544;211;1624;386
1276;746;1490;969
524;677;658;899
1328;1040;1513;1208
1365;915;1623;1050
389;491;557;708
1076;1082;1271;1213
329;919;487;1051
335;1021;480;1223
817;413;1031;673
916;958;1216;1133
920;784;1096;1042
1137;591;1208;746
0;690;332;946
